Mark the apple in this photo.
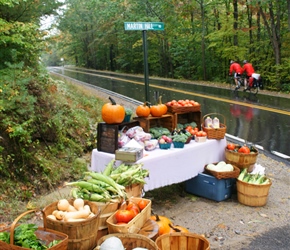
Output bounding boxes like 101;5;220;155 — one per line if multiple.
166;137;172;143
159;138;166;144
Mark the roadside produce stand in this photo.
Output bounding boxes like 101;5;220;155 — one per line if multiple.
0;97;272;250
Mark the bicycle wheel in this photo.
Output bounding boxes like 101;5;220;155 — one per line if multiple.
250;86;259;95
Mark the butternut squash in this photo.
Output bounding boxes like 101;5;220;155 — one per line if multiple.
52;210;65;220
63;209;90;222
73;198;85;211
57;199;70;211
47;214;57;220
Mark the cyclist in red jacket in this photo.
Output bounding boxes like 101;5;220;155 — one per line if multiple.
229;60;243;90
242;60;255;90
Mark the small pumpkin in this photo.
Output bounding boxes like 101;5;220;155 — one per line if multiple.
136;102;151;117
101;97;125;124
150;214;171;235
150;96;168;117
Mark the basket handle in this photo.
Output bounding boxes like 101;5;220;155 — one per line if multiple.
9;209;38;245
202;113;226;125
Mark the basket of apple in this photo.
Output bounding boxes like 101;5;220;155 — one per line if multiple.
195;130;207;143
158;135;173;149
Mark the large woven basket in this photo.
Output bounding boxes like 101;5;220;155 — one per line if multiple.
43;199;101;250
225;146;258;169
155;232;210;250
0;209;68;250
202;113;226;139
204;163;240;179
96;233;159;250
237;178;272;207
166;104;201;113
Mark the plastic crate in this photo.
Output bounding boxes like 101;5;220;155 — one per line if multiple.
185;172;236;202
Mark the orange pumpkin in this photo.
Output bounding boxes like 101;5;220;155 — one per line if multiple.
150;214;171;235
150;96;168;117
101;97;125;124
136;102;151;117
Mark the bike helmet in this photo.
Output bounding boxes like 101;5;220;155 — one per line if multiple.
243;60;247;64
230;60;234;64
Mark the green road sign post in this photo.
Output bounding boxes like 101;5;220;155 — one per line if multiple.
124;22;164;102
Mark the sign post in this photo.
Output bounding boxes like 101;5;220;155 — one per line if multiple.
124;22;164;102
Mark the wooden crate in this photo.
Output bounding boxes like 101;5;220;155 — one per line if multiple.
173;111;201;130
133;114;174;133
97;121;139;154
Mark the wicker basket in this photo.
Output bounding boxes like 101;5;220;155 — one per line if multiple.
42;199;101;250
96;233;159;250
237;178;272;207
225;147;258;169
155;232;210;250
204;163;240;179
0;209;68;250
166;104;201;113
202;113;226;139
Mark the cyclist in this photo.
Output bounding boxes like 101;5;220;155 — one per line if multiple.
242;60;255;91
229;60;243;90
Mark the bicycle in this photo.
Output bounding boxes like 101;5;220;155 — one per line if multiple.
229;76;259;95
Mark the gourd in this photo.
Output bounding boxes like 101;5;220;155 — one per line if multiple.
150;214;171;235
63;209;90;222
73;198;85;211
57;199;77;212
100;236;125;250
101;97;125;124
150;96;168;117
136;102;150;117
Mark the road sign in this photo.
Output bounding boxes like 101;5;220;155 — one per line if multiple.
124;22;164;31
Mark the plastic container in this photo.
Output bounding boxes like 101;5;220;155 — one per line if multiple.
185;172;236;202
173;141;185;148
212;117;220;128
204;116;212;128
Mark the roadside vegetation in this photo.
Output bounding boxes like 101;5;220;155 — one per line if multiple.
0;66;105;221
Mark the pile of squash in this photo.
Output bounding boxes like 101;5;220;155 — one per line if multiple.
47;198;95;222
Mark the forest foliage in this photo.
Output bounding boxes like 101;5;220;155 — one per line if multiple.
42;0;290;92
0;0;104;210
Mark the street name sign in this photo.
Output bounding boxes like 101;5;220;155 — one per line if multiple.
124;22;164;31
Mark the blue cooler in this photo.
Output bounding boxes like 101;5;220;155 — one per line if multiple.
185;172;236;202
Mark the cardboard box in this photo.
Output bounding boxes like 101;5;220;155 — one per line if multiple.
115;147;143;162
195;136;207;143
185;172;236;202
133;114;174;133
97;121;139;154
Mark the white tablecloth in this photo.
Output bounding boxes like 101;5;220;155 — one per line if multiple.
90;138;227;192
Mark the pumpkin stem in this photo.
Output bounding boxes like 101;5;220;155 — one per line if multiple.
169;223;181;232
158;96;163;105
109;96;117;105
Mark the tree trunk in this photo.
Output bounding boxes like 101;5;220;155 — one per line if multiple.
233;0;238;46
245;0;253;53
199;0;207;80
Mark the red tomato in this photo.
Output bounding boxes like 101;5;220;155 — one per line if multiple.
227;143;236;151
194;127;199;132
201;131;207;137
238;146;250;154
126;202;140;217
115;209;135;223
137;199;148;211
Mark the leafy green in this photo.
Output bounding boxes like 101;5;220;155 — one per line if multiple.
0;223;61;249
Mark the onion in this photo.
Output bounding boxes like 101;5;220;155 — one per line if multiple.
100;236;125;250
